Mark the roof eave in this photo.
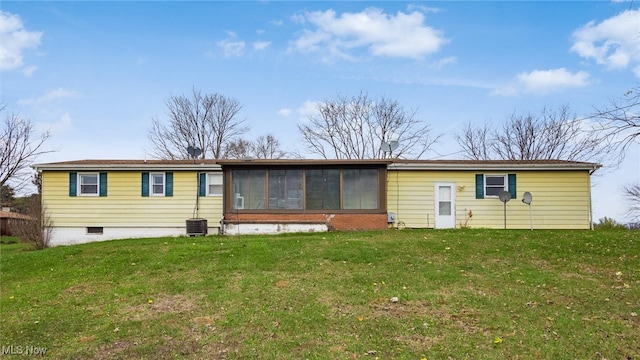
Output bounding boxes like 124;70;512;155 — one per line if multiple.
32;163;223;172
388;162;602;171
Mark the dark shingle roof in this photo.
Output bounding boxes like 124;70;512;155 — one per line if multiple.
33;158;601;171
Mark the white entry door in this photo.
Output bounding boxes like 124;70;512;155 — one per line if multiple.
435;183;456;229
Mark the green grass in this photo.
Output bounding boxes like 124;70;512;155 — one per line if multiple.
1;229;638;359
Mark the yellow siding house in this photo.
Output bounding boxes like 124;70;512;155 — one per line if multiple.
387;160;601;230
34;160;223;246
35;158;600;246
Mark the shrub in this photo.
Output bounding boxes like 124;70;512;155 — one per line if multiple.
593;217;627;230
9;195;52;249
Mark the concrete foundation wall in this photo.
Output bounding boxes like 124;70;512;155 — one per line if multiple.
223;223;328;235
48;226;220;246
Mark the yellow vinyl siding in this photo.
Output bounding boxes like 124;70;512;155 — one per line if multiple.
387;170;592;229
42;171;223;227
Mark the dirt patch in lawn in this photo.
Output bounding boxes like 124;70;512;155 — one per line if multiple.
119;294;199;321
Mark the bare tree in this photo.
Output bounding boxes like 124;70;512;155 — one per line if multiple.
253;135;287;159
298;92;440;159
224;138;254;159
456;105;603;162
591;86;640;223
224;134;287;159
456;122;492;160
10;194;53;249
624;183;640;222
147;88;249;159
590;86;640;165
0;105;52;189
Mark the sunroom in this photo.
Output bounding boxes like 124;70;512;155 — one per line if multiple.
216;159;391;235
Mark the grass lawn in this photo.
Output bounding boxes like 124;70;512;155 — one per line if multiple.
1;229;638;359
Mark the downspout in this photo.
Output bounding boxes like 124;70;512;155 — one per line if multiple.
588;165;600;230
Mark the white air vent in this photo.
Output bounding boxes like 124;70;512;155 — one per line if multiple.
186;218;208;236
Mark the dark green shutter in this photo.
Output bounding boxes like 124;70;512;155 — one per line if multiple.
199;173;207;197
165;172;173;197
141;172;149;197
99;172;107;197
475;174;484;199
508;174;517;199
69;172;77;197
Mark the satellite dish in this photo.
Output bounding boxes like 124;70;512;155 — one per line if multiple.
522;191;533;230
498;191;512;203
380;140;399;156
187;146;202;158
498;191;511;229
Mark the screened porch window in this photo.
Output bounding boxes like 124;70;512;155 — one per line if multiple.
305;169;340;210
228;167;382;212
268;169;303;209
232;169;266;209
343;169;378;209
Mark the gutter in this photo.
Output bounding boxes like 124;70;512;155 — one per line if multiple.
388;162;602;172
32;163;223;172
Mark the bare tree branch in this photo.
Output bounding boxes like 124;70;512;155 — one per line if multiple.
0;105;52;188
147;88;249;159
224;138;254;159
10;194;52;249
253;134;287;159
298;92;440;159
456;105;603;163
455;121;493;160
589;86;640;166
224;134;288;159
623;182;640;222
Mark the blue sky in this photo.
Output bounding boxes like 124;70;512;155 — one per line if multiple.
1;1;638;222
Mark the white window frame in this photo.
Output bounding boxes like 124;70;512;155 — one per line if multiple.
78;173;99;196
484;174;508;198
207;173;223;197
151;173;165;197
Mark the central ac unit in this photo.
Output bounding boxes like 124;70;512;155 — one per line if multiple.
186;218;208;236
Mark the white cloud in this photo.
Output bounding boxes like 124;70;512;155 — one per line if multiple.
492;68;590;96
277;108;292;117
571;9;640;76
406;4;442;14
296;100;320;122
36;112;73;135
216;32;246;57
253;41;271;51
18;88;77;105
0;11;42;71
289;7;447;61
516;68;590;94
217;38;245;57
22;65;37;77
429;56;456;70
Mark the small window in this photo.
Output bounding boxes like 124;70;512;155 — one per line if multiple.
485;175;507;197
79;173;99;196
151;173;165;196
87;227;103;235
208;173;223;196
